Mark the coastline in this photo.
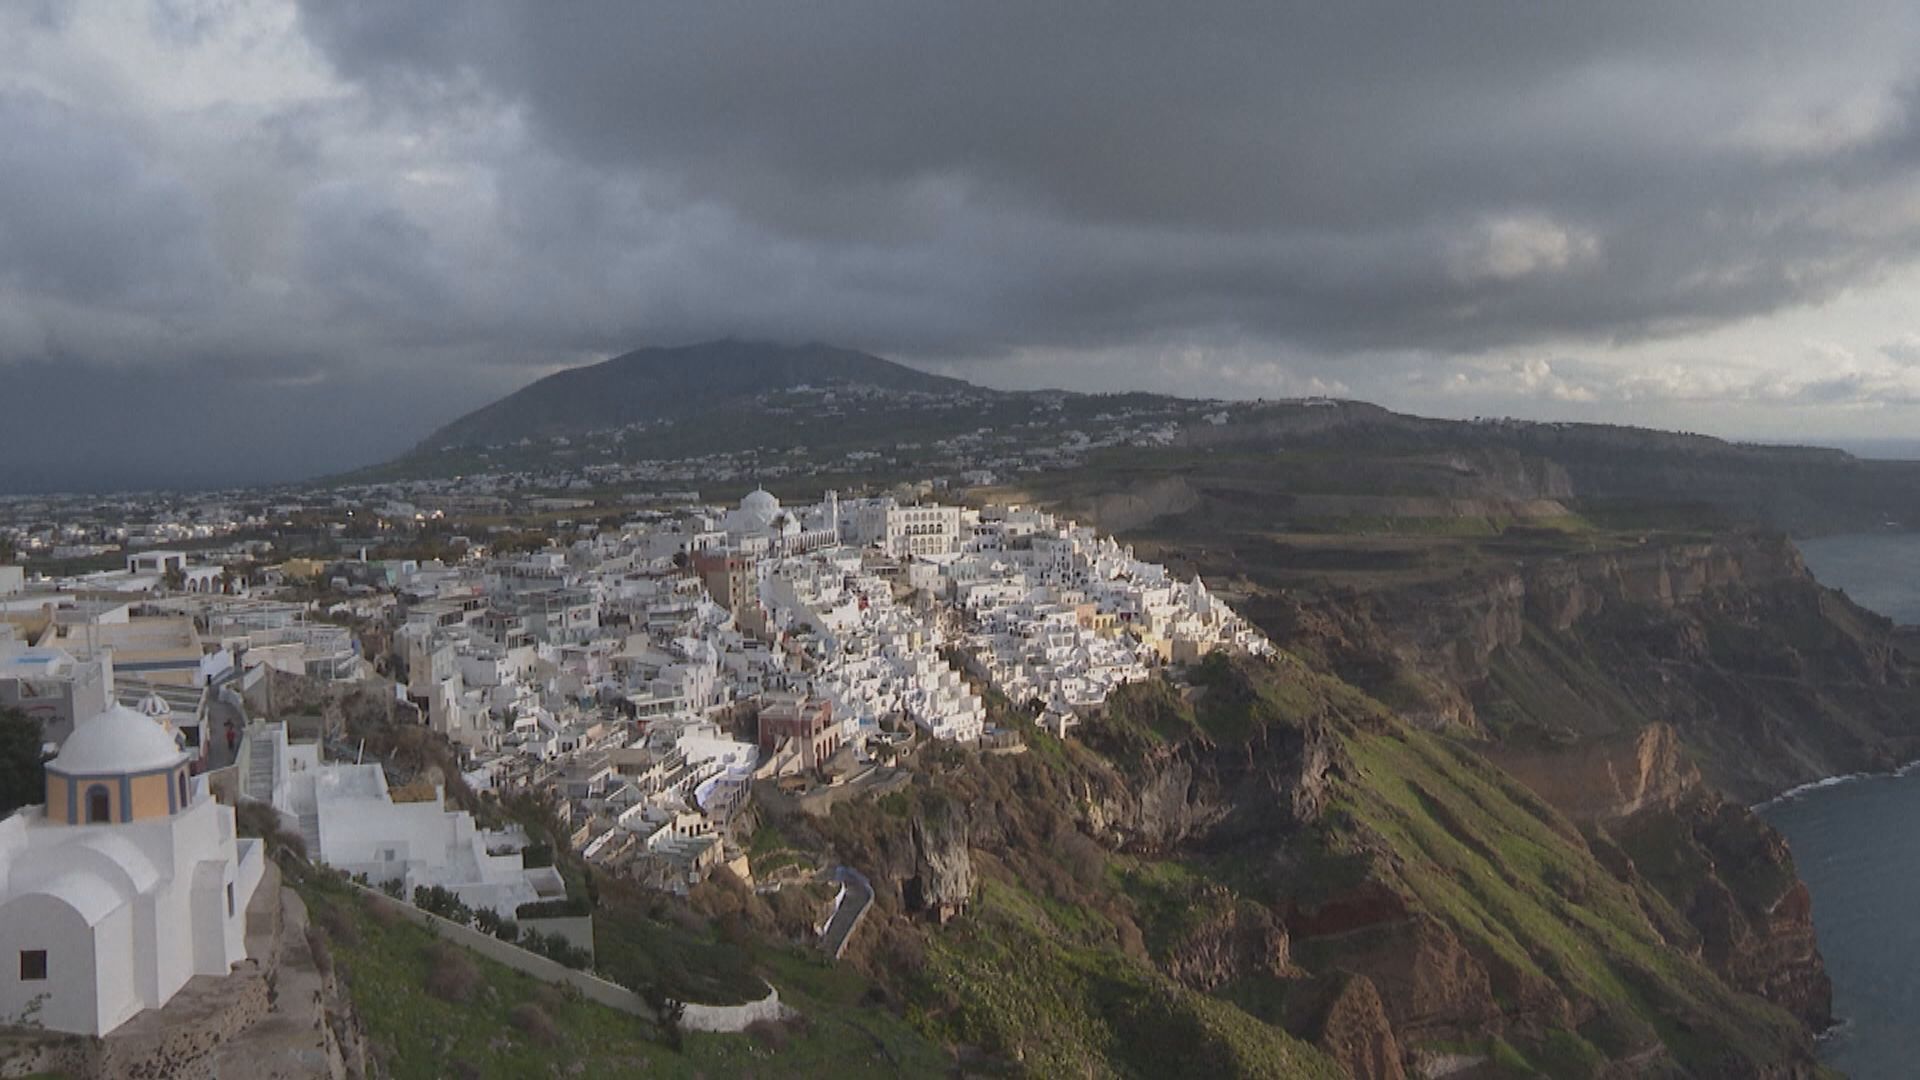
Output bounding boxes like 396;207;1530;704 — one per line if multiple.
1750;757;1920;814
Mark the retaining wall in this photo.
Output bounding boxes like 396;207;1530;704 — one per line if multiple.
681;986;797;1033
344;883;650;1020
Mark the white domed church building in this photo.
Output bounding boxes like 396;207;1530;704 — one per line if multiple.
0;703;265;1035
719;488;841;556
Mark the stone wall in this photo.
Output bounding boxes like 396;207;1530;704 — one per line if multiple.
0;1033;96;1079
681;986;797;1033
203;763;240;806
343;883;799;1034
343;883;651;1019
246;669;406;740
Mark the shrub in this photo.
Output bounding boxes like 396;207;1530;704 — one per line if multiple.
423;942;480;1003
508;1002;560;1045
1054;825;1107;888
312;899;361;947
744;1018;790;1050
637;984;689;1050
363;895;402;927
472;907;523;942
657;997;686;1052
516;897;591;919
235;802;309;860
278;828;310;860
519;928;592;970
305;926;334;978
531;984;568;1013
414;884;474;925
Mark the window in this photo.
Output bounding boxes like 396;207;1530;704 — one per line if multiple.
86;785;111;824
226;883;235;917
19;950;46;981
178;771;189;808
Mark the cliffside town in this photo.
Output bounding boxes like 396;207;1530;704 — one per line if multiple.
0;480;1284;1073
6;381;1920;1076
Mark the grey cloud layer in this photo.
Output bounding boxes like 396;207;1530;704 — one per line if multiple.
294;1;1920;356
5;2;1920;488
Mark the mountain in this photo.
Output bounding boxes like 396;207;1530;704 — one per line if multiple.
415;340;983;452
285;380;1920;1074
387;341;1920;537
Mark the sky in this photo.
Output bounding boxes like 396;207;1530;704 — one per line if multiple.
6;1;1920;491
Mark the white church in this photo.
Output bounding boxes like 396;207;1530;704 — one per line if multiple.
0;704;265;1036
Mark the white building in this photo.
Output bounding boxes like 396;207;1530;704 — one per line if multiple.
0;705;265;1036
718;489;838;555
839;497;965;558
250;724;563;919
0;642;114;749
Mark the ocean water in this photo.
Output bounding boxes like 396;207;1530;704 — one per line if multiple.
1796;533;1920;625
1763;770;1920;1078
1757;533;1920;1078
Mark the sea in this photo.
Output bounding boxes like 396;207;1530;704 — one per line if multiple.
1758;532;1920;1079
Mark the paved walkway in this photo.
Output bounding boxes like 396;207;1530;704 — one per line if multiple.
820;867;874;960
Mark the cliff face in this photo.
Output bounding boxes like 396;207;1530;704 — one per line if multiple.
1301;533;1920;802
776;531;1887;1077
1486;723;1701;822
1610;796;1832;1030
789;650;1826;1076
1484;727;1833;1037
1173;396;1920;534
1257;532;1882;1075
1284;973;1407;1080
907;794;975;924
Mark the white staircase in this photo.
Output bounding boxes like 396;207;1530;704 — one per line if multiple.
297;811;322;858
242;729;279;804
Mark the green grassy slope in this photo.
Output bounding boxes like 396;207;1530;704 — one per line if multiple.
917;878;1343;1079
1326;722;1809;1075
293;868;950;1078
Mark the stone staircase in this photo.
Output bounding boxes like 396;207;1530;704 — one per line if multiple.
298;812;321;859
243;728;279;804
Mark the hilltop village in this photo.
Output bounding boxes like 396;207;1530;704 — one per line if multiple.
0;481;1267;1047
392;488;1266;884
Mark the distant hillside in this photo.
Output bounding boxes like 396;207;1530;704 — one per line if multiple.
416;340;981;452
379;338;1920;534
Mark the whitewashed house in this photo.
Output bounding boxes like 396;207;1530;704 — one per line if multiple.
0;705;265;1036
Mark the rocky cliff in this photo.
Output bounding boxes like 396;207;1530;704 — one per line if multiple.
1293;532;1920;801
746;527;1895;1077
774;639;1830;1076
1177;397;1920;534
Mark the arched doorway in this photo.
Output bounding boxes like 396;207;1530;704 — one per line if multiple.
86;785;111;824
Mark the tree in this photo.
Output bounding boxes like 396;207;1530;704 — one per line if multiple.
0;707;48;816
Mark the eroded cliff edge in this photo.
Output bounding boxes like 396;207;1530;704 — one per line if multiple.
1286;532;1920;803
777;532;1904;1077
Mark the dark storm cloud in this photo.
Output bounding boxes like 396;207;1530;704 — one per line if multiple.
293;1;1920;355
6;1;1920;489
0;92;221;315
